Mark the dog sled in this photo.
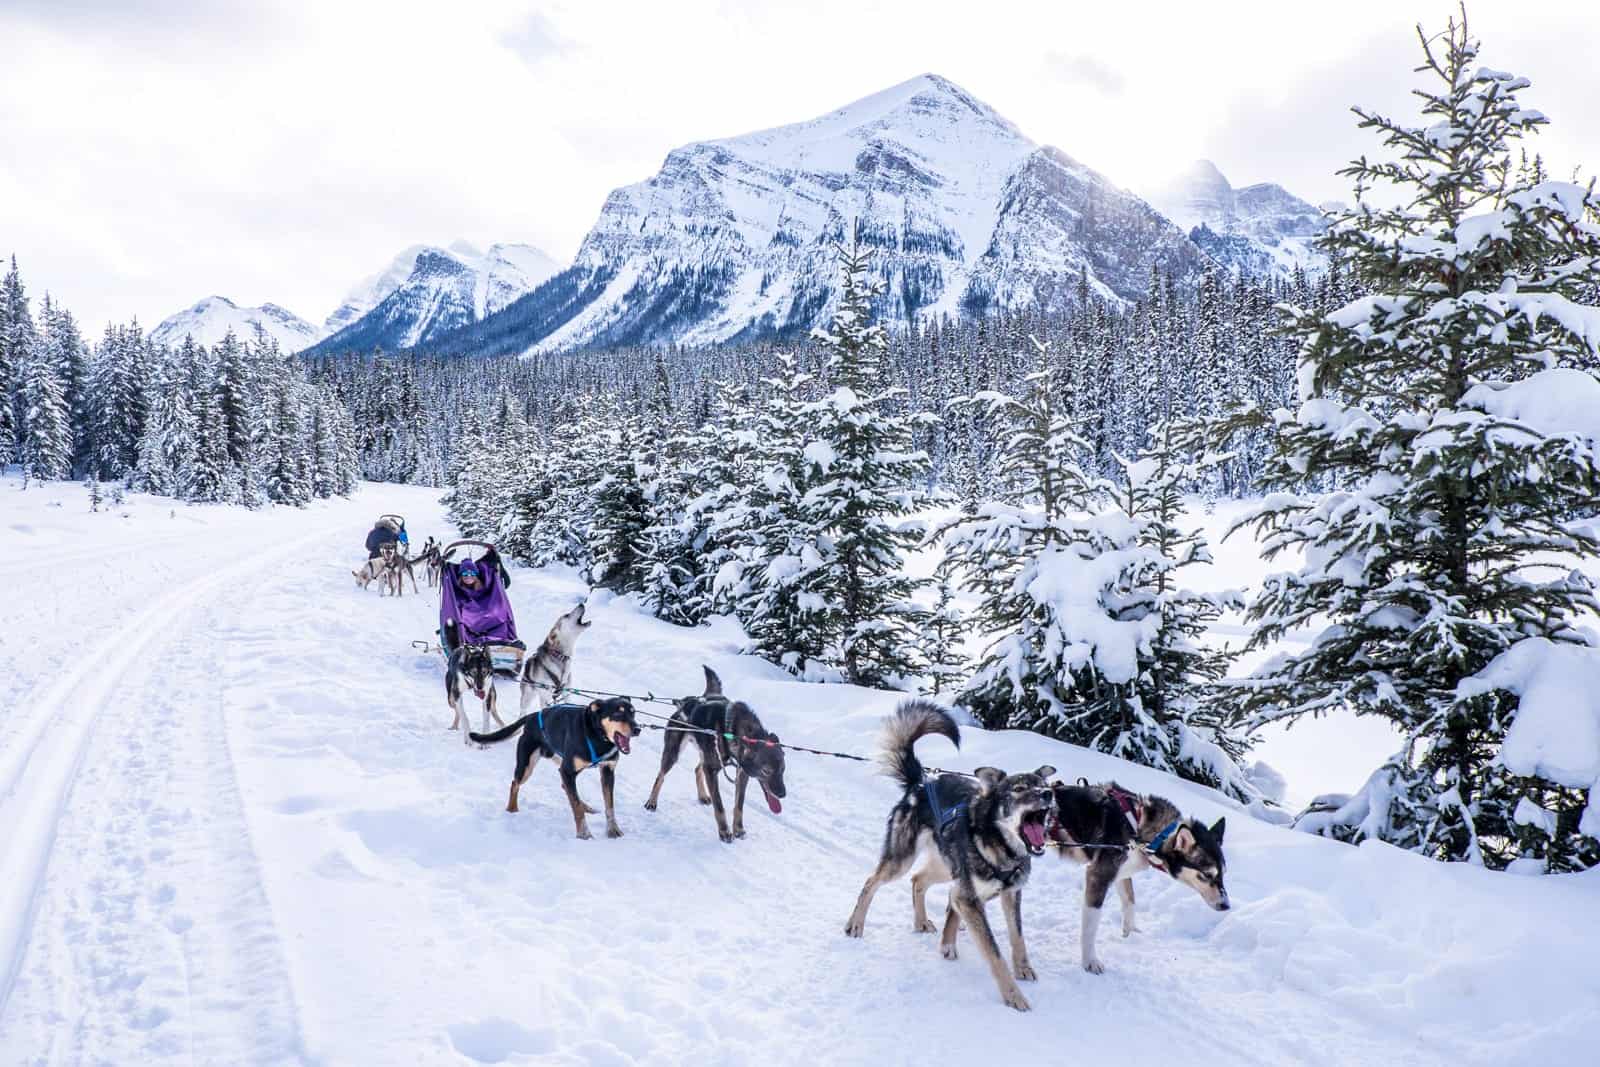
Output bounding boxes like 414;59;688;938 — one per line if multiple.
438;539;525;675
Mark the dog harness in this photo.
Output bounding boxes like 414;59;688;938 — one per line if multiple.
537;705;618;764
924;781;966;832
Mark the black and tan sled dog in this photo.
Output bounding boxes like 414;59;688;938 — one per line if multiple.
643;666;786;843
844;702;1056;1012
470;698;641;840
1047;780;1230;974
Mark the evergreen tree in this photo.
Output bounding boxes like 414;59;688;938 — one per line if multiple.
18;320;72;481
184;341;232;503
1106;426;1253;799
918;575;969;697
737;355;832;677
0;256;33;465
799;235;931;686
939;337;1100;729
91;322;148;479
587;425;653;591
1231;12;1600;869
134;347;196;497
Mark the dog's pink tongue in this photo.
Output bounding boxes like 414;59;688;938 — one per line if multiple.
764;788;782;815
614;732;630;754
1022;820;1046;848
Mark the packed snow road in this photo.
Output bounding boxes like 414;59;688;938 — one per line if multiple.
0;481;1594;1065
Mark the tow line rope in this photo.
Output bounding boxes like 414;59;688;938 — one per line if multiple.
411;642;1127;796
517;674;979;779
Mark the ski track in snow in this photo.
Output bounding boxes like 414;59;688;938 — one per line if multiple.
1;482;1595;1065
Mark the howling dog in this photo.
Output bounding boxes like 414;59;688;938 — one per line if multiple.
471;698;641;839
643;666;786;843
446;644;504;745
845;703;1055;1012
1048;780;1229;974
518;603;591;711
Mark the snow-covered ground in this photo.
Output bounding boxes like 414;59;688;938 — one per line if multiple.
1;479;1595;1065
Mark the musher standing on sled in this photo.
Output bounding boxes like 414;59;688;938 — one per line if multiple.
365;516;409;559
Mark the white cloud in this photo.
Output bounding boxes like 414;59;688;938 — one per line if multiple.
1;0;1595;335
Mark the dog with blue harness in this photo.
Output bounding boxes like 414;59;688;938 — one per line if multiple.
1046;779;1230;975
843;701;1056;1012
470;697;641;839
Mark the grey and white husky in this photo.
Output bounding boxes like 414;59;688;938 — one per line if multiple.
518;603;592;711
844;702;1056;1012
1047;780;1230;974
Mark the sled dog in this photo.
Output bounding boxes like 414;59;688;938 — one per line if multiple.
471;698;641;840
518;603;591;711
354;543;395;591
844;702;1055;1012
1047;780;1229;974
643;666;787;842
446;643;504;744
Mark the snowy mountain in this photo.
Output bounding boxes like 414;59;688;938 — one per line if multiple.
425;74;1206;356
1144;160;1328;278
149;295;322;352
309;241;563;354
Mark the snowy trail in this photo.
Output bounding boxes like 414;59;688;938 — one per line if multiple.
0;488;380;1062
1;481;1595;1065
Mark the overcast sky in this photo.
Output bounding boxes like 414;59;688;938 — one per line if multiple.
2;0;1596;334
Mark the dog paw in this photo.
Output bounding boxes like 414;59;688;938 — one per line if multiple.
940;944;958;961
576;828;593;841
643;800;657;812
1002;987;1032;1012
844;921;864;938
606;825;623;839
1121;924;1141;939
914;920;937;934
698;796;712;806
1014;961;1037;982
732;827;746;839
1083;957;1105;975
718;830;734;844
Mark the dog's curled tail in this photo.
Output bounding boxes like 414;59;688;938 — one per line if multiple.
469;713;534;747
880;700;960;789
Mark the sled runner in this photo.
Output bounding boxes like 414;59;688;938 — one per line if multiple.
438;539;525;675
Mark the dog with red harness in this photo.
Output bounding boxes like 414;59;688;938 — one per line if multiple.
1047;779;1230;974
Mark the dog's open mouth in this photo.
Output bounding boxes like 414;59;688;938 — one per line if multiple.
613;731;631;755
1020;811;1049;854
762;786;782;815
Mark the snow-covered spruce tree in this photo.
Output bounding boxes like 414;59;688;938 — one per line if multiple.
918;574;969;697
18;326;72;480
0;256;35;465
134;347;196;498
587;424;654;592
216;329;254;467
42;297;92;475
938;337;1100;730
91;322;148;480
799;236;931;687
1105;425;1253;799
737;356;831;676
664;380;756;624
1232;12;1600;869
184;341;233;503
265;352;313;506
